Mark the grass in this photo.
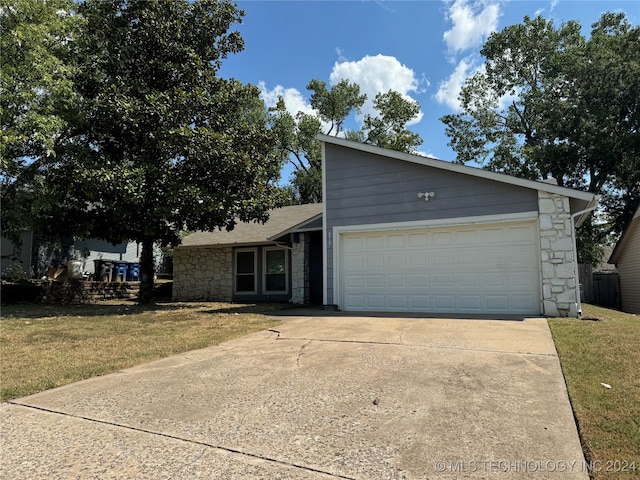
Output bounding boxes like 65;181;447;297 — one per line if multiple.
2;300;638;479
549;304;640;480
0;300;283;401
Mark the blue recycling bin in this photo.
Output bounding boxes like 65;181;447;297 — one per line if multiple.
127;263;140;281
113;262;128;282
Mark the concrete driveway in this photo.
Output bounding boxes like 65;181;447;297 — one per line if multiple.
1;311;588;479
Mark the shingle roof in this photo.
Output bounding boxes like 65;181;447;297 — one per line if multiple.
180;203;323;248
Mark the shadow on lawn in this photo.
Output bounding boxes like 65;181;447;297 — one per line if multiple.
1;301;295;319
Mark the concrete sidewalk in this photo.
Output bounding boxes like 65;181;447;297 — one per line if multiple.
1;314;588;479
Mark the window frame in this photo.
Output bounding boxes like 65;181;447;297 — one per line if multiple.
234;248;258;295
262;246;289;294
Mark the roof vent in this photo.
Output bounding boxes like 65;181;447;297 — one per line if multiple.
542;177;558;185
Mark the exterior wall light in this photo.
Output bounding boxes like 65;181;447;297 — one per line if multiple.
417;192;436;201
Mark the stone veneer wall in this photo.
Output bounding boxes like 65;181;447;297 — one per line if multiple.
538;191;578;317
172;246;233;301
290;233;309;304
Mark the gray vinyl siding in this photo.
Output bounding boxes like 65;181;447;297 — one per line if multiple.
324;143;539;305
1;231;33;276
74;239;140;274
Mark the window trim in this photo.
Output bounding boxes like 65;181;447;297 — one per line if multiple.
234;248;258;295
262;246;289;294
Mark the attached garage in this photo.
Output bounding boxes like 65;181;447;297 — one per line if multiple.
321;135;598;317
338;220;540;314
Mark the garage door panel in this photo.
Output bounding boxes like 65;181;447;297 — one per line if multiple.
365;275;384;287
408;252;428;266
457;272;480;288
410;296;431;309
510;272;537;288
386;253;406;268
345;254;364;268
459;295;482;310
431;251;454;266
345;275;364;288
340;221;540;314
388;274;407;288
508;224;536;242
456;249;479;267
365;236;384;249
432;231;453;246
486;295;509;311
433;273;455;287
408;233;429;247
388;295;408;309
410;274;429;287
434;295;456;310
480;227;506;243
386;235;406;248
456;229;478;245
483;272;507;288
365;295;386;309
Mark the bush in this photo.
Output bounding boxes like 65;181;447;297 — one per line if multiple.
1;262;31;284
40;281;92;304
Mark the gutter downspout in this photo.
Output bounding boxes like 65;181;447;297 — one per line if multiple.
570;196;599;316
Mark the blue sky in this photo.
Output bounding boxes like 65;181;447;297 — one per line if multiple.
219;0;639;182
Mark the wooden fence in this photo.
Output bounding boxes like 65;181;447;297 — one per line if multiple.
578;264;620;309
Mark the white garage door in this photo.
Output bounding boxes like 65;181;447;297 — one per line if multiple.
339;222;540;314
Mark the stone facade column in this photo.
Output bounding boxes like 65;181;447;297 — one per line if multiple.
538;191;578;317
290;233;309;304
172;247;233;301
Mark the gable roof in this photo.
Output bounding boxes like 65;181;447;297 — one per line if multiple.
319;135;598;222
609;204;640;264
180;203;323;248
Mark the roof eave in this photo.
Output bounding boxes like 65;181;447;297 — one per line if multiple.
266;213;323;241
609;206;640;264
177;240;279;249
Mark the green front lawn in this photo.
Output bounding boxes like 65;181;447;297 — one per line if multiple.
0;301;282;401
549;304;640;479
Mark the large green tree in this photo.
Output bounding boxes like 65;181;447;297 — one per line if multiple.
270;80;423;203
441;13;640;263
0;0;81;248
33;0;283;303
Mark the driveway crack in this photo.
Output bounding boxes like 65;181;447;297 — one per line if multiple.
8;402;356;479
297;340;312;368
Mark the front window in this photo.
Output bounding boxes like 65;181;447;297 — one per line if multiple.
235;249;256;294
264;248;287;293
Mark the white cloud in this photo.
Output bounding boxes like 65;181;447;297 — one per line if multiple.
258;81;315;117
329;54;424;125
435;57;479;110
443;0;501;56
435;58;522;112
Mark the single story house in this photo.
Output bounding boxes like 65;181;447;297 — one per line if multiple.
173;203;323;304
1;235;164;279
609;204;640;314
173;135;599;317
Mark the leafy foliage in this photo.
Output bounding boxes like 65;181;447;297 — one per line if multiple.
441;13;640;264
270;80;423;203
0;0;82;247
2;0;285;303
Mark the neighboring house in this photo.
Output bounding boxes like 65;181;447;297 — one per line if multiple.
609;205;640;314
173;135;599;317
1;234;163;278
1;231;33;277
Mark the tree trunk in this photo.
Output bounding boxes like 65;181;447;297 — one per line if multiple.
138;237;155;304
